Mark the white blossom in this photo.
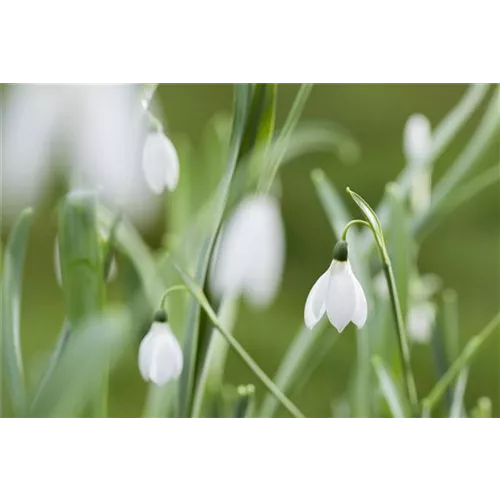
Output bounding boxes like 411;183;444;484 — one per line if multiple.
304;242;367;333
210;195;285;308
138;321;183;386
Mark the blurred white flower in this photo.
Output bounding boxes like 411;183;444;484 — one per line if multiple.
407;301;436;344
210;194;285;308
403;113;432;163
2;80;145;217
304;241;367;332
53;235;117;287
142;131;180;194
138;315;183;386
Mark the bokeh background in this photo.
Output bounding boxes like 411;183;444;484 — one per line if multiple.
3;84;499;417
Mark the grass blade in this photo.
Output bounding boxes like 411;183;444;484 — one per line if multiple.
422;311;500;414
259;319;331;418
58;191;104;328
1;207;33;416
372;356;408;418
171;257;305;418
30;311;130;417
449;367;469;418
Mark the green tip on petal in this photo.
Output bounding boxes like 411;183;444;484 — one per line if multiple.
333;241;348;262
153;309;168;323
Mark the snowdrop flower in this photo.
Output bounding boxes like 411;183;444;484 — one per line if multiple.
407;301;436;344
53;234;117;286
210;194;285;308
142;131;180;194
403;113;432;163
138;311;183;386
304;241;367;333
2;80;145;217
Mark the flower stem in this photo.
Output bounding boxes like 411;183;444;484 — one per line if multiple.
341;220;371;240
382;260;419;415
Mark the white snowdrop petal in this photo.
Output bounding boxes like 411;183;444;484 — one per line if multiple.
304;270;329;329
326;261;356;333
351;271;368;328
403;113;432;162
142;132;180;194
245;197;285;307
210;195;285;308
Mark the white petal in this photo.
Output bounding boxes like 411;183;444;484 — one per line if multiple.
138;322;183;386
210;195;285;308
351;270;368;328
326;261;356;333
403;113;431;162
2;85;62;217
304;270;329;329
142;131;180;194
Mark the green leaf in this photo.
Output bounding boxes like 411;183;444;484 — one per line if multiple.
232;385;255;418
346;187;383;243
30;310;130;417
386;183;412;318
259;83;314;192
259;319;332;418
171;257;305;418
422;312;500;415
372;356;409;418
58;191;104;328
1;207;33;416
177;84;253;418
449;367;469;418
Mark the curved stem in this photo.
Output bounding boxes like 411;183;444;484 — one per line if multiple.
341;219;371;240
159;285;187;310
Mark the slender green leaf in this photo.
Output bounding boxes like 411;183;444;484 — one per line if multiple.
259;319;331;418
1;207;33;416
414;164;500;238
422;311;500;414
361;84;490;249
372;356;408;418
171;257;305;418
30;310;130;417
178;84;253;418
449;367;469;418
233;385;255;418
260;83;314;192
59;191;104;328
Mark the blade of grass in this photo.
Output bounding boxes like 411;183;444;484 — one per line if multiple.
259;319;330;418
1;207;33;416
372;356;409;418
422;311;500;414
449;367;469;418
30;311;130;417
171;257;305;418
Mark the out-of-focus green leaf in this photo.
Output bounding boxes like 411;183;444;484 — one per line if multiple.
259;84;313;192
386;183;412;319
449;367;469;418
178;84;253;418
259;319;331;418
191;295;239;417
361;84;490;250
30;310;130;417
414;164;500;239
1;207;33;416
372;356;409;418
58;191;103;328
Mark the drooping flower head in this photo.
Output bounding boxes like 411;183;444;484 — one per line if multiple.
138;310;183;387
304;241;367;333
210;194;285;308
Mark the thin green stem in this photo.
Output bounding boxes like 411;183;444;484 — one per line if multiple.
159;285;187;310
341;220;371;240
422;312;500;415
382;260;419;415
170;260;306;418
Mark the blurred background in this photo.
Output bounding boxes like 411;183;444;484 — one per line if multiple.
2;84;499;417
